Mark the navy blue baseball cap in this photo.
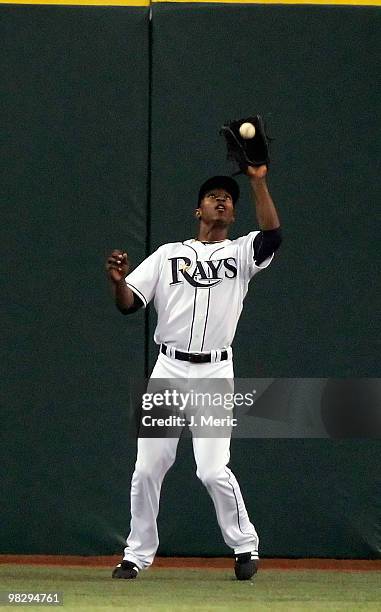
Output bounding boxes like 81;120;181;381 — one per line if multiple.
198;175;240;206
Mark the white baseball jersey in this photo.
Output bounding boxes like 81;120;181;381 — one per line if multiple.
125;231;273;353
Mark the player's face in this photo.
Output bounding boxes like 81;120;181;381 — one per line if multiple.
197;188;235;226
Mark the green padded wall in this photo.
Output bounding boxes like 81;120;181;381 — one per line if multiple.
149;3;380;559
1;5;149;554
1;3;380;558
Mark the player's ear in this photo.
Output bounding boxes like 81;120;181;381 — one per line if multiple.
195;208;201;220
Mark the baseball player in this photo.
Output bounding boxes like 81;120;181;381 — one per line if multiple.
106;163;282;580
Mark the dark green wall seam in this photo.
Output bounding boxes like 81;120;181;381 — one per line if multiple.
144;7;153;378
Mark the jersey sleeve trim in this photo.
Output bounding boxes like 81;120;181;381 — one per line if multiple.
125;281;148;308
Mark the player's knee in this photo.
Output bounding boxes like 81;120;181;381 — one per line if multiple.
196;467;223;488
134;463;155;480
135;456;174;481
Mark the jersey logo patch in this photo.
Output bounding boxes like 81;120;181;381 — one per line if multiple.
169;257;237;288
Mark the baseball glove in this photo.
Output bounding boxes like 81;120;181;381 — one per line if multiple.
220;115;270;175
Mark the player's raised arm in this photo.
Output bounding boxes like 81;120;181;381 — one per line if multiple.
247;165;280;230
247;166;282;266
105;250;142;314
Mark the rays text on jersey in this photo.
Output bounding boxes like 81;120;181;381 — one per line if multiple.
169;257;237;288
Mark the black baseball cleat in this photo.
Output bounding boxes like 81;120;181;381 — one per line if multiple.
234;552;258;581
112;560;140;579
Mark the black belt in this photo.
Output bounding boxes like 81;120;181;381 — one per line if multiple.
161;344;228;364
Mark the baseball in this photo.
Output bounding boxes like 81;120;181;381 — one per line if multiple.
239;122;256;139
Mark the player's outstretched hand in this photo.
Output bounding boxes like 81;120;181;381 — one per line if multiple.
246;165;267;180
106;250;130;284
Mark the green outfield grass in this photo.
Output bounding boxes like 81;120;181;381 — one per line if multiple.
0;565;380;611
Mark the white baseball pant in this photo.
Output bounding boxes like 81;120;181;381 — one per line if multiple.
123;350;259;569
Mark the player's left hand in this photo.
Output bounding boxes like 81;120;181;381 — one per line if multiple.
246;165;267;179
